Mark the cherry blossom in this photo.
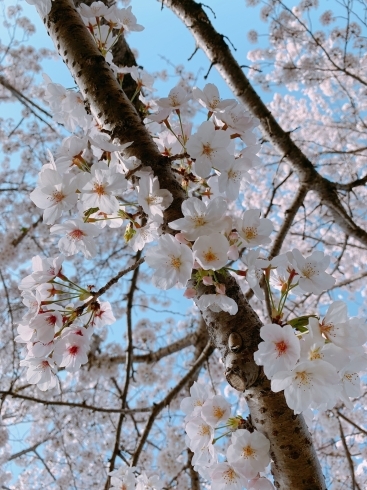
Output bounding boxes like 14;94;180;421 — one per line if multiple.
193;233;229;270
19;357;59;391
180;381;210;419
192;83;236;113
196;293;238;315
50;219;101;259
271;360;341;413
80;162;127;214
30;170;79;225
248;477;275;490
217;155;252;200
185;416;214;452
105;6;144;32
136;472;162;490
288;249;336;294
78;1;110;19
53;327;91;372
210;462;247;490
236;209;273;248
227;429;270;479
137;174;173;222
145;234;193;290
254;324;301;379
19;255;64;291
127;221;160;252
157;84;191;112
201;395;231;427
169;197;227;241
186;121;231;178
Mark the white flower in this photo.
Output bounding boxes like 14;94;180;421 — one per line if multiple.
338;356;367;408
186;416;214;452
137;174;173;222
30;309;63;343
241;249;265;300
78;1;110;18
169;197;227;241
288;249;336;294
53;326;91;372
145;235;193;290
186;121;231;178
80;162;127;214
196;293;238;315
157;84;191;111
180;381;210;419
192;442;217;472
201;395;231;427
193;233;229;270
128;221;160;252
130;66;154;91
210;462;247;490
216;103;259;144
192;83;236;113
110;476;135;490
106;6;144;32
50;219;101;259
90;301;116;328
227;429;270;479
218;155;252;201
236;209;273;248
25;0;52;16
248;477;275;490
136;472;162;490
254;324;301;379
55;135;89;173
271;360;341;413
20;357;59;392
308;302;365;354
19;255;64;291
30;170;78;225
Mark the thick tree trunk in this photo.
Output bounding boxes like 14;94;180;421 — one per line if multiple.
43;1;326;487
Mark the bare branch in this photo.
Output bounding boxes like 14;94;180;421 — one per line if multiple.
131;341;213;466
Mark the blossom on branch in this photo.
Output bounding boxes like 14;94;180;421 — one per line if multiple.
145;235;193;290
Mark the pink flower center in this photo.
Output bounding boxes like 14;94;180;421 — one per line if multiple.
47;314;57;326
243;226;258;240
51;190;65;203
203;248;218;263
213;406;226;419
68;345;79;356
275;340;288;357
93;182;106;196
202;144;213;157
68;229;86;241
223;468;237;483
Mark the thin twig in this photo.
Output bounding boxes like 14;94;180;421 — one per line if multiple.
131;341;213;466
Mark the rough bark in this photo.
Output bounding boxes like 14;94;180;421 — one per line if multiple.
161;0;367;248
43;2;326;488
73;0;144;114
45;0;185;227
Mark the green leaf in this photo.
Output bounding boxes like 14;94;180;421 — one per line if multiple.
288;315;318;333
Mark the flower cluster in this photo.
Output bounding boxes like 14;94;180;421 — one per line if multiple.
17;255;115;391
108;467;162;490
21;0;367;447
181;382;275;489
254;299;367;415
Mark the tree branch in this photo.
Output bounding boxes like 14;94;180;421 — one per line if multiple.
131;341;213;466
160;0;367;248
